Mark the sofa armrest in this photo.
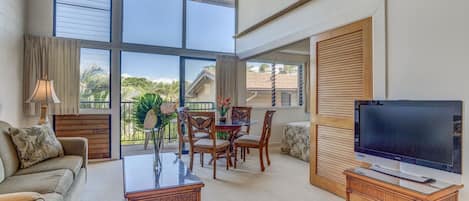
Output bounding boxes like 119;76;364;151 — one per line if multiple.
58;137;88;168
0;192;43;201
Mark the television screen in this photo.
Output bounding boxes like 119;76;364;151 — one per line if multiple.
355;100;462;174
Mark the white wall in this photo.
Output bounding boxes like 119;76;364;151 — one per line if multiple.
386;0;469;198
237;0;469;199
236;0;383;58
26;0;53;36
237;0;298;32
0;0;26;127
249;107;309;144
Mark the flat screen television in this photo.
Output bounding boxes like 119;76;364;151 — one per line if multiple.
355;100;462;174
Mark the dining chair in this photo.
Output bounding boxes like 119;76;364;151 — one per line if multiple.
176;107;209;159
231;106;253;156
233;110;276;172
231;106;252;137
187;111;231;179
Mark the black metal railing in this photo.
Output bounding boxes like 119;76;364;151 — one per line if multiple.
80;101;110;109
80;101;215;145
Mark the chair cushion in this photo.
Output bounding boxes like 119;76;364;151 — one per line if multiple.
183;132;210;142
15;156;83;179
0;169;74;195
194;139;230;149
9;125;64;169
235;135;261;145
235;131;249;138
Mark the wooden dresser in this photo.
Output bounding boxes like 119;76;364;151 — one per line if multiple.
344;168;463;201
54;114;111;159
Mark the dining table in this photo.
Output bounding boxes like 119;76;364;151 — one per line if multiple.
211;119;258;166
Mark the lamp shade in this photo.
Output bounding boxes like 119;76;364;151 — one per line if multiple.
26;79;61;104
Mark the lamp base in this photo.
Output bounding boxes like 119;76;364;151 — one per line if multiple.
39;103;49;125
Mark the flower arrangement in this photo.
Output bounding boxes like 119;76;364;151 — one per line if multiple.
134;93;177;130
133;93;176;171
217;96;232;121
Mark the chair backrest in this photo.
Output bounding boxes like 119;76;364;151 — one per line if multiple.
186;112;216;146
231;106;252;133
176;107;189;141
260;110;276;145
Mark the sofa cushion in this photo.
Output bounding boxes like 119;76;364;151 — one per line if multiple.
0;121;20;178
15;156;83;179
9;125;64;169
42;193;63;201
0;157;4;183
0;169;74;195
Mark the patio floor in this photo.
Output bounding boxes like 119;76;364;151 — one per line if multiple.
121;142;180;157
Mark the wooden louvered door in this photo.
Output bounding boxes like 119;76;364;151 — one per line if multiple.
310;17;372;198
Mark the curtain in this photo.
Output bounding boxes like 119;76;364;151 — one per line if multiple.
24;35;81;115
304;61;311;113
215;55;246;106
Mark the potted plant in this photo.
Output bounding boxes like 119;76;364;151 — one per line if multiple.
217;96;232;123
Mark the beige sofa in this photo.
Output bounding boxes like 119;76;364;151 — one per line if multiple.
0;121;88;201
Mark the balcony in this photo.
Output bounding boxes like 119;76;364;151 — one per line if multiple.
81;101;215;156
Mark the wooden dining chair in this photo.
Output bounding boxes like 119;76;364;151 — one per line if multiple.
187;112;231;179
176;107;209;158
234;110;275;172
231;106;252;137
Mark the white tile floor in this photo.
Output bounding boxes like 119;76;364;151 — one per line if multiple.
83;148;343;201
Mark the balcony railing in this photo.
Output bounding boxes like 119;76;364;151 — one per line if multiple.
80;101;215;145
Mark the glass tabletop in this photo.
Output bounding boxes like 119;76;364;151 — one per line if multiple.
123;153;203;194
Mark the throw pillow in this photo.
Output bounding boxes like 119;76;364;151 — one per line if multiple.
9;125;64;169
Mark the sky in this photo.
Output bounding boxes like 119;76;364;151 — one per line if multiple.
119;0;234;82
121;51;216;83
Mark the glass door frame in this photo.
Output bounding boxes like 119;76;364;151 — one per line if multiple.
180;56;217;107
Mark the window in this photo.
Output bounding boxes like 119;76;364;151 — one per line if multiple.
121;52;180;102
184;58;216;106
123;0;183;47
246;62;274;107
246;62;303;107
55;0;111;42
79;48;111;109
281;93;292;107
186;0;235;53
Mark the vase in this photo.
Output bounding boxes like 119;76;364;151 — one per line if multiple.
219;116;227;123
152;127;165;171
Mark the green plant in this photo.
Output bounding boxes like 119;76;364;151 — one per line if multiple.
133;93;176;130
133;93;160;130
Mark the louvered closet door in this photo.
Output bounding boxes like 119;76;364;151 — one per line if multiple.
310;17;372;198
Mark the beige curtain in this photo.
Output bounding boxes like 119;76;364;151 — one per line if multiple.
304;61;311;113
216;55;246;106
24;35;81;115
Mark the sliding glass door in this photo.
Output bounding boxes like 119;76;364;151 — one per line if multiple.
183;58;216;110
119;53;217;156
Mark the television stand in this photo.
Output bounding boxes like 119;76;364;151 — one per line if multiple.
344;167;463;201
370;165;433;183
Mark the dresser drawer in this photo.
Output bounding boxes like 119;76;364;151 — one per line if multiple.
349;178;386;201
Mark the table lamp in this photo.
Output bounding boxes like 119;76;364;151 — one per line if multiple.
26;79;61;125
